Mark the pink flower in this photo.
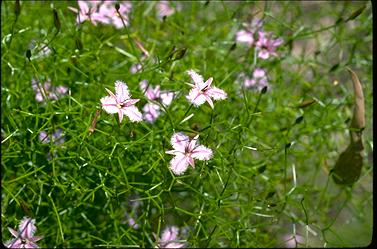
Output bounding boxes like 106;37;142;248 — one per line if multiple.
68;1;101;25
31;79;68;103
243;68;269;91
130;63;142;74
95;1;132;29
4;217;43;248
186;70;227;109
236;30;254;46
69;1;132;28
100;81;142;123
140;80;174;106
157;226;186;248
140;80;174;123
55;86;68;95
235;19;263;46
282;234;305;248
156;1;176;19
255;31;284;59
166;133;212;175
142;103;161;123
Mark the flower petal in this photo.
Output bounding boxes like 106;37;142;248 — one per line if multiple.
118;110;124;123
30;235;44;242
207;87;227;100
39;131;50;144
122;106;143;122
188;134;199;151
101;96;119;114
19;217;36;239
163;242;186;248
115;80;130;102
139;80;149;93
170;133;189;152
204;94;214;109
143;103;161;123
236;30;254;45
160;92;174;106
124;98;140;107
203;77;213;89
187;70;204;86
8;227;19;238
166;149;179;156
26;241;40;248
161;226;179;241
5;238;23;248
258;50;270;59
192;145;213;160
169;155;190;175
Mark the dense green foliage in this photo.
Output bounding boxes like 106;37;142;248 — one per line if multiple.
1;1;372;248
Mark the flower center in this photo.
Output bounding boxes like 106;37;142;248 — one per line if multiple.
184;146;191;155
117;103;125;109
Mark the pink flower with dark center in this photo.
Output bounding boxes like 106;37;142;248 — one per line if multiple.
68;1;101;25
4;217;43;248
140;80;174;123
255;31;284;59
157;226;186;248
100;81;142;123
166;133;212;175
186;70;227;109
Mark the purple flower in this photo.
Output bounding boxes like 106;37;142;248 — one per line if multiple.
255;31;284;59
38;129;65;145
4;217;43;248
186;70;227;109
139;80;174;123
166;133;212;175
31;79;68;103
100;81;142;123
126;217;139;229
157;226;186;248
243;68;269;91
142;103;161;123
130;63;142;74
